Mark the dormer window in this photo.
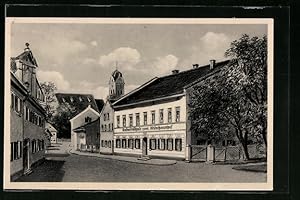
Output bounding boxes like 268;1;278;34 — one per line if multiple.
62;98;66;103
79;97;83;102
70;97;74;102
87;97;91;102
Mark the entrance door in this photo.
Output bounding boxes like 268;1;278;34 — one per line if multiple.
142;137;148;156
23;139;29;172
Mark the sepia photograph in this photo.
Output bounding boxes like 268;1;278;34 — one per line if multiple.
4;18;273;190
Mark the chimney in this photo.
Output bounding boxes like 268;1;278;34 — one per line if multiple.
209;59;216;70
192;64;199;69
172;69;179;74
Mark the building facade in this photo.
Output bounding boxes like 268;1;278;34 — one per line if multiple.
10;44;47;180
45;123;58;144
112;60;230;160
70;105;101;150
99;69;125;154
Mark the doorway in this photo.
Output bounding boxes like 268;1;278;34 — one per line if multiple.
23;139;30;173
142;137;148;156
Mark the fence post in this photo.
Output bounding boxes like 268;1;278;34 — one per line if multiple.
206;144;215;163
185;145;192;162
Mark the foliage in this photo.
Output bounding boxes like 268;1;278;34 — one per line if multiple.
189;34;267;160
40;81;57;120
52;103;77;138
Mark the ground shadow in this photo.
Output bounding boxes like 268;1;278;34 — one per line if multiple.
15;160;66;182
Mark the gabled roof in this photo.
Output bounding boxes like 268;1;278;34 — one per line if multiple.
73;118;100;132
70;105;100;122
55;93;99;117
113;60;230;107
12;49;38;68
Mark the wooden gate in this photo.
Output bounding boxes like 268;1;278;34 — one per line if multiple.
191;145;207;161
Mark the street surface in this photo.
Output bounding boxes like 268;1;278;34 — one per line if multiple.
16;142;266;182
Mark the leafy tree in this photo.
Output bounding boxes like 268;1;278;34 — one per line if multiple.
40;81;57;120
189;34;267;160
225;34;267;146
52;103;76;138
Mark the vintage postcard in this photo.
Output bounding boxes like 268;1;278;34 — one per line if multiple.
4;18;273;190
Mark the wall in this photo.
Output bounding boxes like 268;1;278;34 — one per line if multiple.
85;118;100;147
100;102;114;154
10;87;24;176
113;96;186;159
24;100;46;167
70;107;99;148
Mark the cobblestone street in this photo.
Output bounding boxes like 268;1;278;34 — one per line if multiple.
16;142;266;183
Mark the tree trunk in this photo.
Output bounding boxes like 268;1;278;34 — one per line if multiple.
241;141;250;160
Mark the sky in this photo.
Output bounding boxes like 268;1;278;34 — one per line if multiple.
10;22;267;100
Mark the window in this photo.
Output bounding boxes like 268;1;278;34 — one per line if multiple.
103;113;106;121
42;140;44;150
150;139;156;150
70;97;74;102
11;93;21;113
108;141;111;148
159;109;164;124
136;113;140;126
128;139;134;149
175;139;182;151
101;124;104;131
87;97;91;102
143;112;147;125
104;124;107;132
116;116;120;127
159;139;166;150
107;113;110;121
10;143;13;161
13;142;18;160
175;107;180;122
105;141;108;147
11;93;14;109
101;140;104;147
168;108;172;123
122;115;126;127
108;124;111;131
129;114;133;127
62;97;66;103
116;139;121;148
79;97;83;102
32;140;36;153
122;139;127;148
135;139;140;149
11;140;22;161
151;111;155;124
167;138;173;151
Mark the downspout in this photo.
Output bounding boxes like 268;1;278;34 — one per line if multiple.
183;89;191;162
22;91;29;172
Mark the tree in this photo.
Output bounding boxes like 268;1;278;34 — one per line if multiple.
40;81;57;120
225;34;267;146
189;34;267;160
52;103;76;138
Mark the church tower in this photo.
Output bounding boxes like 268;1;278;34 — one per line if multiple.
107;68;125;101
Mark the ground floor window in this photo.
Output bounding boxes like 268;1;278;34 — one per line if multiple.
108;141;112;148
135;139;140;149
167;138;173;151
116;139;121;148
122;139;127;148
11;141;22;161
105;141;108;147
101;140;104;147
128;139;134;149
159;139;166;150
175;139;182;151
150;139;156;150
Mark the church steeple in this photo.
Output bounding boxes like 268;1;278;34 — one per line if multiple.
108;67;125;101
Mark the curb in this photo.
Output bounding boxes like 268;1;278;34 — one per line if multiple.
69;150;177;166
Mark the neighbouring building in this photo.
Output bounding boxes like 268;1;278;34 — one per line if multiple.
10;43;47;180
55;93;104;150
99;69;125;154
112;60;230;160
45;123;58;144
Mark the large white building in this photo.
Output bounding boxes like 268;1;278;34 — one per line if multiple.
112;60;230;160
